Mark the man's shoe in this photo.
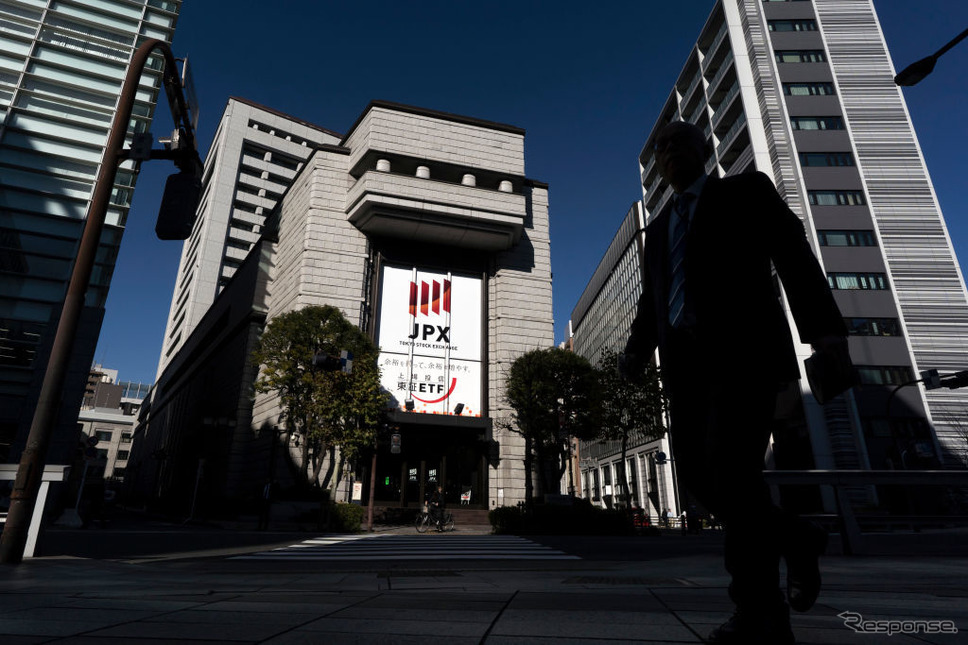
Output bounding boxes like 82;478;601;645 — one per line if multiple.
707;611;795;644
786;521;827;612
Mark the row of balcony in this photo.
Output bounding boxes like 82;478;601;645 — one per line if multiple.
702;23;729;71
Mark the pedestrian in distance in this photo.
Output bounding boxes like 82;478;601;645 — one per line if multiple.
620;121;854;644
427;484;445;532
258;479;273;531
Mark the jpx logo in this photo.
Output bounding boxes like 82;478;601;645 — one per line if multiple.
409;279;451;317
408;279;451;343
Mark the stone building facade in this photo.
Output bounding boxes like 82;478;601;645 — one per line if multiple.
129;100;552;513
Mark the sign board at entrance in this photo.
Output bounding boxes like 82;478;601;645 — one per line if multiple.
377;265;482;416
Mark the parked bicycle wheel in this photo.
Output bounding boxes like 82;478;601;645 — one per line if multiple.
415;512;430;533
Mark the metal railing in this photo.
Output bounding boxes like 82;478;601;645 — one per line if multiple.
0;465;70;558
687;100;707;125
703;24;729;70
764;469;968;555
706;51;735;96
711;83;740;128
681;72;702;104
716;114;747;155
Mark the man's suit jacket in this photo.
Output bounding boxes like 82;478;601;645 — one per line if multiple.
624;172;846;391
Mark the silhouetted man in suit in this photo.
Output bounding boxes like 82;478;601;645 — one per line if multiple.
622;121;851;644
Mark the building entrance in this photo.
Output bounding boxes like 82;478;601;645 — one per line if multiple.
368;425;487;509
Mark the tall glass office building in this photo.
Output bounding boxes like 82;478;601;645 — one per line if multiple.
572;0;968;519
0;0;181;462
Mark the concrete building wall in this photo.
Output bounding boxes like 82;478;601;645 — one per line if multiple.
158;98;341;378
488;182;555;504
343;106;525;178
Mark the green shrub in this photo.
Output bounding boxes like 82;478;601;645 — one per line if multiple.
488;502;634;536
489;506;525;534
329;503;364;533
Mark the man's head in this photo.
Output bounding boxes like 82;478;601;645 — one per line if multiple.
653;121;710;192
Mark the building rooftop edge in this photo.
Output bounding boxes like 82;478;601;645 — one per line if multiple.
339;99;526;146
228;96;344;139
570;201;644;332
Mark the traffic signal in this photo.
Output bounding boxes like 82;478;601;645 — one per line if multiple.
128;131;154;161
921;369;942;390
156;171;200;240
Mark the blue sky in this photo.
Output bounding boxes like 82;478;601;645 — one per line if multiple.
94;1;968;385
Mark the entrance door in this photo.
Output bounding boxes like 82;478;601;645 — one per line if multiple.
367;426;485;508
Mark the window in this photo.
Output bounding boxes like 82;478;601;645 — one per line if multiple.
775;50;826;63
95;430;112;443
827;273;888;290
116;450;129;461
857;366;914;386
799;152;855;167
864;417;930;439
769;19;817;32
783;82;835;96
818;230;876;246
120;433;132;443
808;190;866;206
791;116;844;130
845;317;900;337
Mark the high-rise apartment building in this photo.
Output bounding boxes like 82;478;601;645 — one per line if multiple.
156;97;341;377
573;0;968;517
0;0;181;463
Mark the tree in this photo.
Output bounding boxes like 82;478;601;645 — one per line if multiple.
596;348;666;516
251;305;387;491
504;348;602;506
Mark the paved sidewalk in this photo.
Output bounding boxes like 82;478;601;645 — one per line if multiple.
2;531;967;644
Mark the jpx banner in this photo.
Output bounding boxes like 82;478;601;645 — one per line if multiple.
377;265;482;416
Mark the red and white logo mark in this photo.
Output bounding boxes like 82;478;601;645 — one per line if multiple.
409;279;451;317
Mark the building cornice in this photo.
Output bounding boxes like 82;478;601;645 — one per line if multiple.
228;96;343;139
340;100;526;146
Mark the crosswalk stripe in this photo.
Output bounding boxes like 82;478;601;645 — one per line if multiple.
231;534;579;561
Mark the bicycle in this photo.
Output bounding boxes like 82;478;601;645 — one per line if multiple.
415;510;455;533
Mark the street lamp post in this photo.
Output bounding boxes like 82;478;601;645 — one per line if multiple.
895;27;968;86
0;39;201;564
